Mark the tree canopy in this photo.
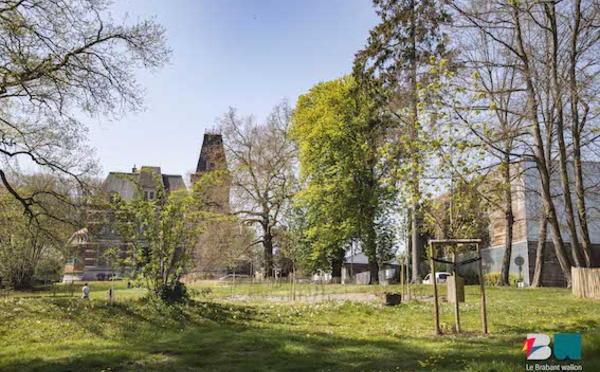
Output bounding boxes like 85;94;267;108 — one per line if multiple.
291;76;396;282
0;0;170;218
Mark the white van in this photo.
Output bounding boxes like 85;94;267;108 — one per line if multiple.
423;272;452;284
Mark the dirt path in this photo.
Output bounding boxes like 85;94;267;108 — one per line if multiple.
220;292;434;303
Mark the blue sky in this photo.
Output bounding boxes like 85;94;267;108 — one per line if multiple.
88;0;377;179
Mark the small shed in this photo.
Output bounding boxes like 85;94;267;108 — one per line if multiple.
342;252;401;284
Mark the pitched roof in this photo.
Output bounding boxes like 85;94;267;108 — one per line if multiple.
162;174;186;192
138;166;163;188
103;167;186;201
104;172;139;201
345;252;399;266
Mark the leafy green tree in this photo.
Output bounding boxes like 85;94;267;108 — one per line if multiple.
274;205;312;280
291;76;395;284
109;170;223;303
0;175;75;289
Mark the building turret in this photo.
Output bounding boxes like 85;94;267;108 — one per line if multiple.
191;132;230;211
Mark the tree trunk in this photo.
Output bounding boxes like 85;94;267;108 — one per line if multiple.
531;210;547;287
500;157;514;286
569;0;594;268
411;202;421;283
11;270;35;291
409;0;422;284
512;4;572;286
532;56;554;289
368;260;380;285
407;209;413;282
263;231;274;278
546;2;583;268
573;151;593;266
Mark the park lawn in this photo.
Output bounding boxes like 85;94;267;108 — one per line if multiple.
0;286;597;372
190;280;410;300
2;281;146;301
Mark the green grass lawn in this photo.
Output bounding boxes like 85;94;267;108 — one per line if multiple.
0;284;597;371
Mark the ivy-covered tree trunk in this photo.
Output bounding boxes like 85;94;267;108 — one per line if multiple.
331;248;345;283
263;231;274;278
500;158;514;286
368;260;380;285
364;217;380;285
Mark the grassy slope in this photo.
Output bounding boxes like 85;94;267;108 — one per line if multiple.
0;284;597;372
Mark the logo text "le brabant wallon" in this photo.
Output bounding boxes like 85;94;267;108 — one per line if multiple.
522;333;581;361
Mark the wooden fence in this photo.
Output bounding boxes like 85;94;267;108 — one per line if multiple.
572;267;600;299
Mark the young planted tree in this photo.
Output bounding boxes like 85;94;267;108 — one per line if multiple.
0;0;169;219
220;102;297;278
291;76;396;284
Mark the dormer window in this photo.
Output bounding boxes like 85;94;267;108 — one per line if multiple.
143;191;155;200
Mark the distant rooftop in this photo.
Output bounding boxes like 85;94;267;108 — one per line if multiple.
104;166;185;201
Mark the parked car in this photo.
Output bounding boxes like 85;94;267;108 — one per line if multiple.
423;272;452;284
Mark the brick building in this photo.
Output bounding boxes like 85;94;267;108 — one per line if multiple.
63;166;185;282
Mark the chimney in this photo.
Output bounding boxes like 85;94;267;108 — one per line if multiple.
132;164;138;173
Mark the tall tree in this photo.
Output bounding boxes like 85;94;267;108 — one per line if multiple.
220;102;297;278
0;0;169;219
565;0;598;268
450;0;589;285
291;77;395;284
544;1;584;268
454;25;529;286
354;0;453;281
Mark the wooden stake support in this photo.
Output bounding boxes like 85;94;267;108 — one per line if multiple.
428;239;488;335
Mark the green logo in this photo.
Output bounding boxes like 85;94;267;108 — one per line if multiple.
553;333;582;360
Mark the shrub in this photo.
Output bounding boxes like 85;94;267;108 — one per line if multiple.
34;257;63;283
460;269;480;285
483;272;519;286
157;281;189;304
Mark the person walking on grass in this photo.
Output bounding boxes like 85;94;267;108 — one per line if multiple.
82;283;90;299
